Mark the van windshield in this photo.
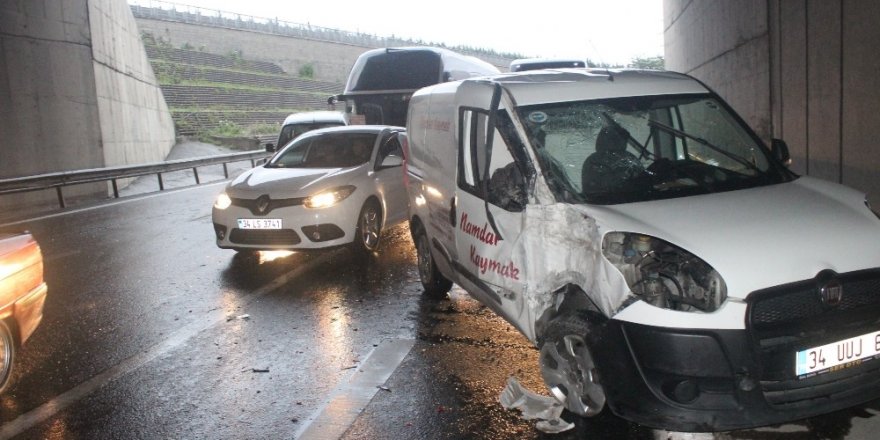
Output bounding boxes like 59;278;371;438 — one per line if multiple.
516;94;794;205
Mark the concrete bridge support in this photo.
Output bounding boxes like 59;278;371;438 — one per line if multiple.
664;0;880;205
0;0;175;209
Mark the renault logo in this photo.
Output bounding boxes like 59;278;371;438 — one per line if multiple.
819;279;843;307
256;195;271;214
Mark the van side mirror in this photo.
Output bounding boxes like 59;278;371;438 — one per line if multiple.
265;143;276;153
770;138;791;167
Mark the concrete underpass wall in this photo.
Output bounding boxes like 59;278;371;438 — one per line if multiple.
90;0;175;169
664;0;880;205
0;0;104;205
0;0;175;210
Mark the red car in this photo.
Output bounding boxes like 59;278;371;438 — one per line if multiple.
0;232;48;392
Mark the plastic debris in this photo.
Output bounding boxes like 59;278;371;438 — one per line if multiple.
377;385;391;392
500;377;574;434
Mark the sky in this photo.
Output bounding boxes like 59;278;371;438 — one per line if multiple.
130;0;665;66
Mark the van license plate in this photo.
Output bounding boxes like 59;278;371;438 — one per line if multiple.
796;330;880;377
237;219;282;229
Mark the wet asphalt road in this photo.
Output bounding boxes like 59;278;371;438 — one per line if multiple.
2;181;880;439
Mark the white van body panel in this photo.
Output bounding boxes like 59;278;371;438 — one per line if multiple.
586;176;880;302
493;70;709;105
405;68;880;430
407;69;880;338
282;111;347;126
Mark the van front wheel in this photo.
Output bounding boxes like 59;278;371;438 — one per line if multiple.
415;230;452;298
539;315;606;417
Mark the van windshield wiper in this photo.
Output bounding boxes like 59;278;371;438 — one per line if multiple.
647;120;763;175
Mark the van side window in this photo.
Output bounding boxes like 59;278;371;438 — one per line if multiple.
458;109;527;212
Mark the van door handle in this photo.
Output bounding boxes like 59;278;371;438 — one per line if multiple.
449;197;457;227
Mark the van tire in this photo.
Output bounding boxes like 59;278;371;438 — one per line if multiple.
539;315;606;417
0;320;16;394
415;228;452;298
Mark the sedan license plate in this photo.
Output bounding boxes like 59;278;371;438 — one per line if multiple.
237;218;282;229
796;329;880;377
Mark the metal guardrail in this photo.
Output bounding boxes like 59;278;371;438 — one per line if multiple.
0;150;270;209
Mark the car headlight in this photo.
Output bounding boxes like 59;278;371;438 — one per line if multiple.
214;193;232;210
602;232;727;312
304;186;356;209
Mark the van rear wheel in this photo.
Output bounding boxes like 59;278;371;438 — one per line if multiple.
415;229;452;298
539;315;605;417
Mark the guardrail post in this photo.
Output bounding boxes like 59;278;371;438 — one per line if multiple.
158;173;164;190
223;163;229;178
193;167;200;184
111;179;119;198
55;187;66;208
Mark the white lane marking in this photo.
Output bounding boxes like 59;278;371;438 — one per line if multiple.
294;338;415;440
0;181;228;228
0;250;336;440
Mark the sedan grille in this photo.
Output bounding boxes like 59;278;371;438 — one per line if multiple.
229;229;301;245
231;197;305;215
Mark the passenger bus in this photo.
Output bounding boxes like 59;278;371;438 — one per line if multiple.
329;47;500;127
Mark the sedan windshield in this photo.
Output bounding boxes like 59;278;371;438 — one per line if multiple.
517;94;794;204
267;132;375;169
277;122;346;148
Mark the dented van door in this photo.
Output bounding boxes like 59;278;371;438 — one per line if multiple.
452;104;533;332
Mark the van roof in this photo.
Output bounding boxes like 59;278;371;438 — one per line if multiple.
282;111;346;126
418;69;711;106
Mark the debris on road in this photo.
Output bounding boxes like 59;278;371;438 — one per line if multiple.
252;368;270;373
377;385;391;392
227;314;250;322
500;377;574;434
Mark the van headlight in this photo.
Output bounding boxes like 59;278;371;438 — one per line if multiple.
602;232;727;312
304;186;356;209
214;192;232;210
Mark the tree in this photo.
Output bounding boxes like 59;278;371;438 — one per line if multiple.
629;56;665;70
298;63;315;79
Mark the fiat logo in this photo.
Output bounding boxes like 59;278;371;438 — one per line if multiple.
256;195;271;214
819;279;843;306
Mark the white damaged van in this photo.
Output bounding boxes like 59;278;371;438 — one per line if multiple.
404;69;880;431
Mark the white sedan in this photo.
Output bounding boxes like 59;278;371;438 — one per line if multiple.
212;125;408;254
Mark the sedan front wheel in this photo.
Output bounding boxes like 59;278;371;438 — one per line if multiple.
354;201;382;254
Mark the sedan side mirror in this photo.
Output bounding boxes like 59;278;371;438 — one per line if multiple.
770;138;791;167
379;154;403;169
265;143;276;153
